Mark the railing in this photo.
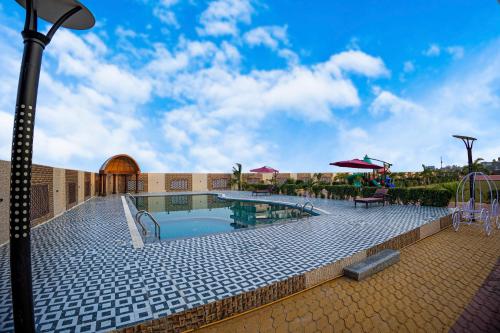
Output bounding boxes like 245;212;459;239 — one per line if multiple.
302;202;314;214
126;192;136;201
135;210;161;239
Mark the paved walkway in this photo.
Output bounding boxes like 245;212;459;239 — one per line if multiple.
195;225;500;333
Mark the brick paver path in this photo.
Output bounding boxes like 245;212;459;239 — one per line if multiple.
195;226;500;333
450;258;500;332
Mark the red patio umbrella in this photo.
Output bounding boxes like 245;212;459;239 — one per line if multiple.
251;166;279;186
330;159;383;170
250;166;279;173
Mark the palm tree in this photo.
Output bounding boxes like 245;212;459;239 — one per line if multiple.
232;163;243;190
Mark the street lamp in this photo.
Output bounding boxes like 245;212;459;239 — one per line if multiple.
452;134;477;204
10;1;94;332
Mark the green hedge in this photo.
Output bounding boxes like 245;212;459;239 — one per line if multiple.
277;185;452;207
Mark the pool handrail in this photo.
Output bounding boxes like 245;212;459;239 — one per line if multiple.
303;202;314;214
135;210;161;239
134;210;148;235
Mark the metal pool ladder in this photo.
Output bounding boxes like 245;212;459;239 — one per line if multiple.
135;210;161;240
302;202;314;214
293;202;314;218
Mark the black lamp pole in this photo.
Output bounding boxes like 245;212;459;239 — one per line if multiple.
453;135;477;204
10;1;94;331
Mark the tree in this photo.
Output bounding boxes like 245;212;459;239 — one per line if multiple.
231;163;243;190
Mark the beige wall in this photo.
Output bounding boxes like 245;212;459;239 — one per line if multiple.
53;168;66;217
192;173;208;192
148;173;165;193
90;172;95;195
0;161;10;245
77;171;85;203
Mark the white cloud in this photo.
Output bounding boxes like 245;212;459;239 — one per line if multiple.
424;43;441;56
336;42;500;171
446;46;464;59
424;43;464;60
153;46;388;171
197;0;253;37
152;0;180;27
321;50;390;78
369;90;422;116
243;25;288;50
403;61;415;73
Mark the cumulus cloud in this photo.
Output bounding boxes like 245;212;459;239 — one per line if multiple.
197;0;253;37
243;25;288;50
336;42;500;171
403;61;415;73
152;0;180;27
424;43;465;59
320;50;390;78
423;43;441;57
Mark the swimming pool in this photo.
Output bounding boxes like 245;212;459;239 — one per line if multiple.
130;194;314;241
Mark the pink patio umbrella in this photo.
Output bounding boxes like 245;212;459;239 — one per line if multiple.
250;166;279;185
250;166;279;173
330;159;383;170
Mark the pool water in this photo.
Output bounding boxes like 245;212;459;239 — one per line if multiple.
131;194;312;241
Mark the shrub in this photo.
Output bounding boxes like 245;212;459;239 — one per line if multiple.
276;184;452;207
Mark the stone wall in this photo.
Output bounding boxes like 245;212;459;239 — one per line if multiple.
0;160;96;245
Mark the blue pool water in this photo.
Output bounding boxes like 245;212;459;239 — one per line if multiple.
131;194;312;241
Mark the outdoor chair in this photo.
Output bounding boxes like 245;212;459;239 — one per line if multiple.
354;188;390;208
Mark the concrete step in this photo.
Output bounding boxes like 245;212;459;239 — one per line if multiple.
344;249;400;281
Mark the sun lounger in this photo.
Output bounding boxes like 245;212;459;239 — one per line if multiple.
354;188;389;208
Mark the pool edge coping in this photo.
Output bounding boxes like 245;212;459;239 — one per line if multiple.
121;196;144;249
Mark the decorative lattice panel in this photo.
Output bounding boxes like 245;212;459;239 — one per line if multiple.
30;184;49;220
170;179;188;190
127;180;144;192
212;178;229;189
84;181;91;197
67;183;76;205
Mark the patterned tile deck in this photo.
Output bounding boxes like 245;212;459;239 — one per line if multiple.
0;192;451;332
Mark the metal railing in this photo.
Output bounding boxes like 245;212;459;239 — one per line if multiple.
126;192;136;201
135;210;161;239
302;202;314;213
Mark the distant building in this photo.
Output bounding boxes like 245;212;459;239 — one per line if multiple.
481;159;500;175
422;165;436;171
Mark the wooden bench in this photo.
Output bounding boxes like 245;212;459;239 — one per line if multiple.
252;189;272;196
354;188;389;208
343;249;400;281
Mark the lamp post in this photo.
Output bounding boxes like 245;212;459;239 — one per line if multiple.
452;135;477;205
10;1;94;331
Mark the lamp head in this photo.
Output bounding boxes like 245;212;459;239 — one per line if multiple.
15;0;95;30
452;134;477;142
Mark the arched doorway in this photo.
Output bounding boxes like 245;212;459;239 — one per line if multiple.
99;154;141;196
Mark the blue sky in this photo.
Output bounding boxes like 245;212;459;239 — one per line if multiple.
0;0;499;172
